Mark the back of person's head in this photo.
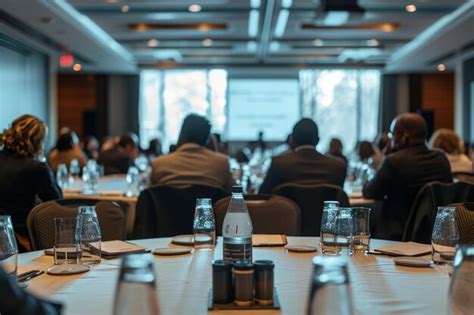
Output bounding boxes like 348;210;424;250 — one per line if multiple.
177;114;211;147
84;135;99;150
358;141;375;161
429;129;463;154
328;138;343;155
292;118;319;148
56;131;79;151
118;133;138;149
0;115;47;158
390;113;427;150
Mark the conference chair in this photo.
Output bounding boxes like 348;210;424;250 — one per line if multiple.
214;194;301;236
403;181;474;244
27;199;126;250
133;184;228;238
448;202;474;244
272;183;350;236
453;172;474;185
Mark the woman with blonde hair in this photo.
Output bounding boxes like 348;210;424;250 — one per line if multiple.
429;128;472;173
0;115;62;251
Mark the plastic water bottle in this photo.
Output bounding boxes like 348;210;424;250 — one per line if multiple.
222;185;253;263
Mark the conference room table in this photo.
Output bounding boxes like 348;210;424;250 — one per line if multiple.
19;237;451;315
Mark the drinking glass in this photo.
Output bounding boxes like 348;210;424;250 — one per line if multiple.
320;201;340;255
449;245;474;315
126;166;139;197
113;254;160;315
76;206;102;264
335;208;353;255
69;159;81;182
54;217;81;265
82;161;99;194
349;207;371;255
57;163;69;189
193;198;216;251
306;256;354;315
431;207;459;265
0;216;18;279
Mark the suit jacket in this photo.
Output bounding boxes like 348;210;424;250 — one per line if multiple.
363;144;453;241
149;143;235;193
0;152;62;245
259;146;347;194
98;147;132;175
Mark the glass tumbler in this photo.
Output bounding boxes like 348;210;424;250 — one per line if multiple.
449;245;474;315
57;163;69;189
76;206;102;264
113;254;160;315
431;207;459;265
349;207;371;255
54;217;81;265
82;161;99;194
306;256;354;315
126;166;140;197
193;198;216;251
320;201;340;255
0;216;18;279
335;208;353;255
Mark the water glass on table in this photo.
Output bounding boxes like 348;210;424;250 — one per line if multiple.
349;207;371;255
82;161;99;194
320;201;340;255
57;163;69;189
126;166;140;197
76;206;102;264
335;208;353;255
431;207;459;265
0;216;18;279
54;217;81;265
193;198;216;251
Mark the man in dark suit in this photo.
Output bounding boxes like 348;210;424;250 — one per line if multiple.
259;118;346;194
363;113;452;241
98;134;139;175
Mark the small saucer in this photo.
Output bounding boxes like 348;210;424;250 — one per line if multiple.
171;235;195;246
152;247;193;256
393;257;432;268
47;264;90;275
285;245;318;253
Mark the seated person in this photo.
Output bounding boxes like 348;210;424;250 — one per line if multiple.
98;134;139;175
259;118;346;194
0;115;62;251
149;114;234;193
82;135;100;160
363;113;452;241
325;137;347;165
429;129;472;173
48;131;87;173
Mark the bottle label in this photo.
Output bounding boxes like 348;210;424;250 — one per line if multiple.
223;242;252;262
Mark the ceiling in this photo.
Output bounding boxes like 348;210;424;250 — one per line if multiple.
1;0;473;72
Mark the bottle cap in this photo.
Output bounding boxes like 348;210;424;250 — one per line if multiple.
232;185;243;193
254;260;274;271
212;260;233;271
233;261;254;270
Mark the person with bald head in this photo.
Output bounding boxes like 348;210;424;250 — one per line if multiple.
363;113;452;241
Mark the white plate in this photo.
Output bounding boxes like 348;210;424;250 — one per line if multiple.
285;245;318;253
393;257;433;267
47;264;90;275
152;247;193;256
171;235;213;246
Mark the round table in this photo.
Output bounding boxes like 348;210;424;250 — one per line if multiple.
18;237;450;315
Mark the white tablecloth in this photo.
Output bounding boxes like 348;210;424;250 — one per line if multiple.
18;237;451;315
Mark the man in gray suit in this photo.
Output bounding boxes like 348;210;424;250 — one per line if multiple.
149;114;234;193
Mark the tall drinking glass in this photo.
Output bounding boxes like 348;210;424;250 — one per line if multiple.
126;166;139;197
54;217;81;265
320;201;340;255
76;206;102;264
113;254;160;315
82;161;99;194
306;256;354;315
449;245;474;315
57;163;69;189
335;208;353;255
69;159;80;183
193;198;216;251
431;207;459;265
0;216;18;279
349;207;371;255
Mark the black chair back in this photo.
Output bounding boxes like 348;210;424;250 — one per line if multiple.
214;194;301;236
449;202;474;244
403;181;474;243
272;183;349;236
134;185;228;238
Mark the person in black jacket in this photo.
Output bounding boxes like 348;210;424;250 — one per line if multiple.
259;118;346;194
0;115;62;251
363;113;452;241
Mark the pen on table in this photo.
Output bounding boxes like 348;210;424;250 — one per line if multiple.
17;270;44;282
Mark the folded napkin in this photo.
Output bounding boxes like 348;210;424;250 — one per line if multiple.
252;234;288;247
374;242;431;257
89;240;147;256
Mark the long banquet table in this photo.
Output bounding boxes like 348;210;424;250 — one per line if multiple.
19;237;450;315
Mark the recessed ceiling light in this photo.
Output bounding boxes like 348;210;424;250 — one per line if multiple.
367;38;379;46
147;39;159;47
405;4;417;12
121;5;129;13
188;4;202;12
202;38;213;46
313;39;324;46
437;64;446;72
381;23;396;32
73;64;82;72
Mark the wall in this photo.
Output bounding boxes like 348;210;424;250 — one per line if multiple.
420;74;454;130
